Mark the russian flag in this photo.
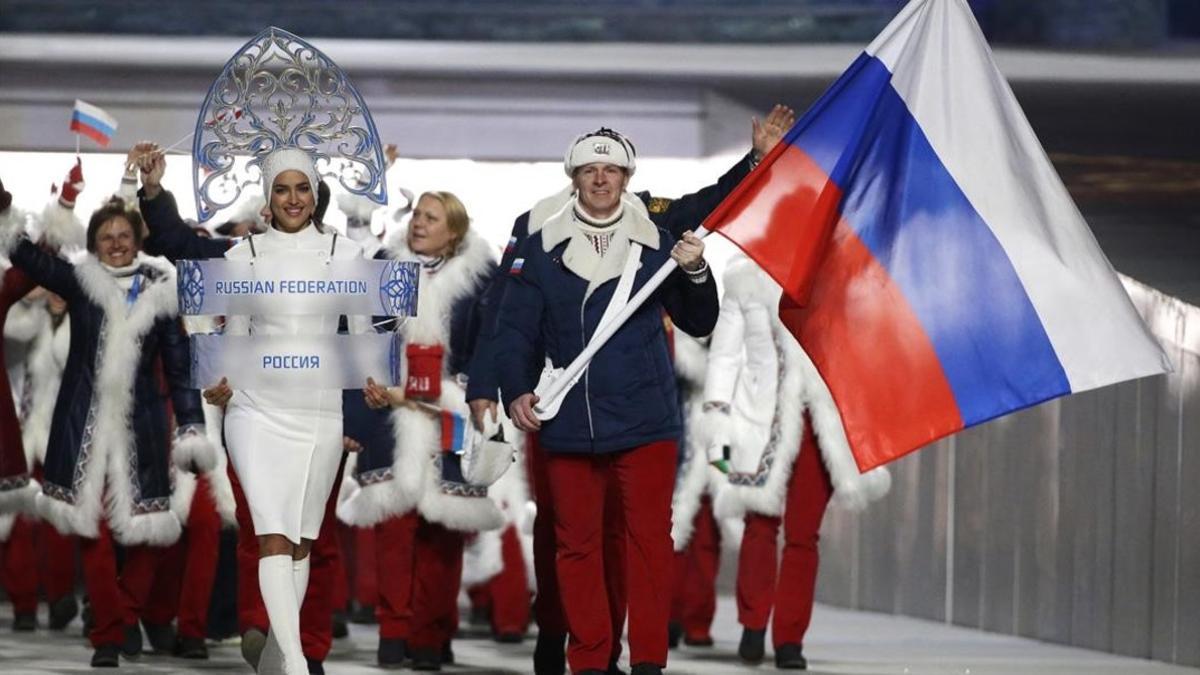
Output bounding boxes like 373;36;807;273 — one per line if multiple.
69;99;118;148
440;410;469;455
703;0;1171;471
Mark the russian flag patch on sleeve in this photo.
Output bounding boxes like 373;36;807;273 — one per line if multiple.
504;236;518;254
509;258;525;275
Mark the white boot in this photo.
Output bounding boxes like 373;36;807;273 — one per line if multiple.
292;555;311;609
259;555;306;675
256;629;284;675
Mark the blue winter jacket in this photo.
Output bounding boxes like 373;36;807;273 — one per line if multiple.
494;221;718;454
465;152;755;403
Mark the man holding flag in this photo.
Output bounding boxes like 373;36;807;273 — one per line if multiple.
493;131;724;674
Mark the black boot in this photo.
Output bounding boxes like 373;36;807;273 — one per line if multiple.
409;646;441;671
12;611;36;631
377;637;407;669
630;664;663;675
121;623;143;657
534;631;567;675
332;611;349;639
49;594;79;630
469;604;491;627
441;641;455;664
174;635;208;659
81;598;94;637
667;620;683;649
90;643;121;668
349;602;377;624
608;660;628;674
738;627;766;664
306;657;326;674
774;643;807;670
142;620;176;653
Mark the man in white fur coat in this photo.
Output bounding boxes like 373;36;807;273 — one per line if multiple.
699;255;891;670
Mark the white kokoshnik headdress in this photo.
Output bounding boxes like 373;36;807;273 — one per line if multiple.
192;26;388;221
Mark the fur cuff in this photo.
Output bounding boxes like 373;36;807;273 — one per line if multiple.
336;479;418;527
36;491;100;539
172;425;218;473
832;466;892;512
37;201;85;251
0;479;40;515
461;529;503;587
418;490;505;533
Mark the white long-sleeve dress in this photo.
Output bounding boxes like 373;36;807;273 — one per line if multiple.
222;223;368;543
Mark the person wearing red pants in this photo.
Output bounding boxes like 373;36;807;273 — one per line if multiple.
462;447;534;644
700;258;891;669
357;190;513;671
527;434;628;674
3;185;217;668
667;327;732;649
497;128;720;675
0;178;82;631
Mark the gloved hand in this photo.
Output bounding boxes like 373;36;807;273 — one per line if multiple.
57;159;85;209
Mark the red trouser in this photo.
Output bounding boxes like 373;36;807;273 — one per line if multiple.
374;511;418;639
39;520;77;602
229;455;345;661
670;495;721;641
79;520;165;647
408;517;463;651
1;515;39;613
545;440;675;672
529;435;627;661
467;524;532;635
488;524;532;635
735;420;833;648
340;524;377;609
142;476;223;638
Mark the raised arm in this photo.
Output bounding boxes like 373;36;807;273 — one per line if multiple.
135;149;230;261
648;104;796;238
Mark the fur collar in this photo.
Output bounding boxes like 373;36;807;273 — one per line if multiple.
384;229;494;345
73;253;178;325
540;193;659;296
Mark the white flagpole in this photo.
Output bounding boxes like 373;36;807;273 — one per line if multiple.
532;226;715;419
160;131;194;155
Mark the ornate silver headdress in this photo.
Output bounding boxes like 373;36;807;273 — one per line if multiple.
192;27;387;222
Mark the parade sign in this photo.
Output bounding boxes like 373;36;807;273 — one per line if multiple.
190;333;402;390
176;258;419;317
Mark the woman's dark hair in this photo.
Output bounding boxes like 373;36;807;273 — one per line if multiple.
86;197;145;253
314;180;330;231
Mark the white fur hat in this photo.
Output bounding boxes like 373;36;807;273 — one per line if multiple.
564;128;636;177
260;147;318;200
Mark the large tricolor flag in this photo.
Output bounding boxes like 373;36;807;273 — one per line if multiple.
703;0;1172;471
69;99;118;147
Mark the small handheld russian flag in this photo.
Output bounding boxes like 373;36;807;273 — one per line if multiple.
69;99;118;148
440;410;472;455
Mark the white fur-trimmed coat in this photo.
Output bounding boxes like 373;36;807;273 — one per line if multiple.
699;257;891;520
1;213;216;545
338;229;510;532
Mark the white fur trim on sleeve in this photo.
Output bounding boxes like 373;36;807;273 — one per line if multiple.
172;424;218;473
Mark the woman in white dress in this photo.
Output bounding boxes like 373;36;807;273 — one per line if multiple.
204;147;368;675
